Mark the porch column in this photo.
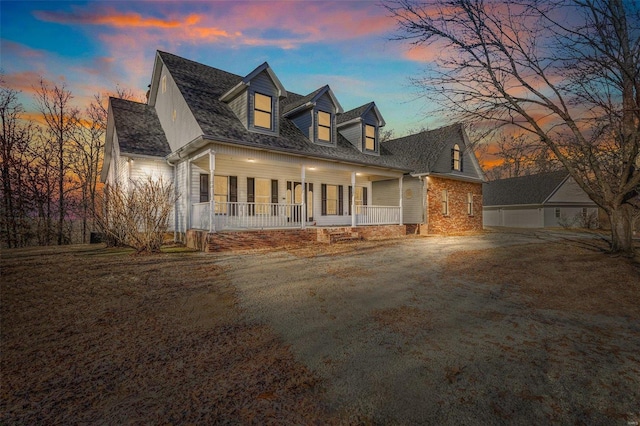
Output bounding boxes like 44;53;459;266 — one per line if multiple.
351;172;356;227
301;165;306;229
209;151;216;233
399;175;404;225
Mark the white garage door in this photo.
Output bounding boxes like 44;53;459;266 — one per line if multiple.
483;209;500;227
503;209;542;228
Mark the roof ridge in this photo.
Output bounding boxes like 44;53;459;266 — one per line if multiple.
384;123;462;144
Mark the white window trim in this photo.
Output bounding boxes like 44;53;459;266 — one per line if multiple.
316;110;332;143
442;189;449;216
364;124;377;152
253;92;273;131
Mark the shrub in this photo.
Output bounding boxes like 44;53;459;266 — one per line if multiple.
95;177;177;253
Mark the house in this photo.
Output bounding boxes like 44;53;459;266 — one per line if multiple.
482;171;599;228
100;51;485;249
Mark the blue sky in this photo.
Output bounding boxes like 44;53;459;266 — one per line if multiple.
1;0;443;136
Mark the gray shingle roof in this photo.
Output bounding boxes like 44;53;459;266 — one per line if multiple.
382;124;464;174
482;171;568;206
281;86;324;114
157;51;411;171
111;98;170;157
337;103;372;124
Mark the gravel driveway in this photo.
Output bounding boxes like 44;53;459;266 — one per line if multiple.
216;230;640;424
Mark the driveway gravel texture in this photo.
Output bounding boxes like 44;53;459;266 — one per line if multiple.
218;230;640;425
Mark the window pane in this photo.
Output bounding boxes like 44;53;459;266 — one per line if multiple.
214;176;228;196
255;178;271;214
255;93;272;112
214;176;228;213
318;111;330;127
326;184;338;215
355;187;364;205
453;144;461;170
365;125;375;138
254;110;271;129
318;125;331;141
327;200;337;215
365;136;375;150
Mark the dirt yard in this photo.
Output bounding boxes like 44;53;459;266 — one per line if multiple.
2;230;639;424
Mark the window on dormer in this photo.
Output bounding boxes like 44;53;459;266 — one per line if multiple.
365;124;376;151
452;144;461;171
317;111;331;142
254;93;273;130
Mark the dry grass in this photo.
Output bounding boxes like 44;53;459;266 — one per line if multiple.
444;239;640;318
372;306;433;336
1;245;336;424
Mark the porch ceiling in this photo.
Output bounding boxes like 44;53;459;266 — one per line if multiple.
191;152;403;181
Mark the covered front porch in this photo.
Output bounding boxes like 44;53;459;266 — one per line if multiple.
184;145;405;233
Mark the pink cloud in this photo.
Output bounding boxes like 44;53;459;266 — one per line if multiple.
1;40;46;60
34;8;201;29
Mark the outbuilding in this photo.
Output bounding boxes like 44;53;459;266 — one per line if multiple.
483;171;598;228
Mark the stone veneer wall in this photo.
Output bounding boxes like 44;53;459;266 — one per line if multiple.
424;176;483;234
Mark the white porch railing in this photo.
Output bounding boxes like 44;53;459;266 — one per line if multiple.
192;202;304;231
191;202;401;231
355;205;401;225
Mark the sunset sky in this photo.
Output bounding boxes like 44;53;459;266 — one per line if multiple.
1;0;442;136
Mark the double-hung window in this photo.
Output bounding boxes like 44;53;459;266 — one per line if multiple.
452;144;462;171
365;125;376;151
247;177;278;215
349;186;368;215
317;111;332;142
442;189;449;216
254;93;273;130
200;174;210;203
214;176;228;214
467;192;474;216
321;184;343;215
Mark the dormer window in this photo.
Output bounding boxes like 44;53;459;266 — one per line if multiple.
253;92;273;130
317;111;332;142
365;124;376;151
452;144;462;171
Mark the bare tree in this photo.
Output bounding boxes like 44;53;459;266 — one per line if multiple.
0;83;34;247
386;0;640;254
34;80;80;245
483;132;561;180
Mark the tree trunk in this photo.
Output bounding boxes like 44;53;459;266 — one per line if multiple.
608;204;635;255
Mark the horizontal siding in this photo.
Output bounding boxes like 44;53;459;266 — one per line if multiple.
338;122;362;151
129;159;175;231
363;108;377;124
372;179;400;206
290;109;312;140
402;176;423;224
547;178;594;204
249;71;279;135
228;91;248;128
155;64;203;152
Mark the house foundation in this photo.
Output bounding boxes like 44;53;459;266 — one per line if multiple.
186;225;407;252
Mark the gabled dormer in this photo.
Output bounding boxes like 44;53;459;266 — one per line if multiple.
219;62;287;136
283;85;343;146
337;102;385;155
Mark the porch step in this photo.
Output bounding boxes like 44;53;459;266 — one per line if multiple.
328;231;361;244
